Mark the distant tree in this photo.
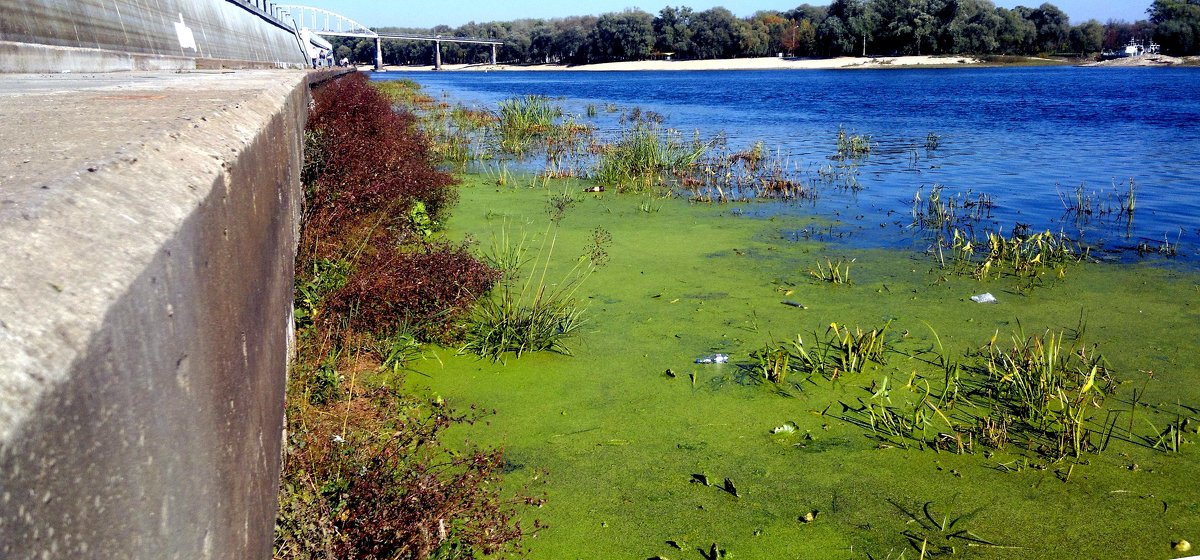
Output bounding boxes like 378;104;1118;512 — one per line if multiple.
1149;0;1200;54
690;7;747;59
943;0;1003;54
586;10;655;63
1069;19;1105;55
1027;3;1071;53
746;12;791;56
821;0;879;56
876;0;938;54
654;6;695;57
552;16;596;64
785;3;829;25
995;7;1037;54
1102;19;1156;51
783;19;819;56
529;23;556;63
353;39;375;63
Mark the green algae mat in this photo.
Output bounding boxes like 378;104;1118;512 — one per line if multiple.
410;175;1200;559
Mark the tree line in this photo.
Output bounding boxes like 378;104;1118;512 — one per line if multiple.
330;0;1200;66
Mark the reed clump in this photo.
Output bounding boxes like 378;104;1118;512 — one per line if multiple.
810;257;854;284
592;123;705;193
836;126;872;158
940;227;1083;285
463;221;609;362
496;95;563;156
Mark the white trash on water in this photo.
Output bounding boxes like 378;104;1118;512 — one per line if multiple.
695;353;730;364
970;293;998;304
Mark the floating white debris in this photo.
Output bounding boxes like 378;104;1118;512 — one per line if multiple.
771;423;797;434
970;293;998;304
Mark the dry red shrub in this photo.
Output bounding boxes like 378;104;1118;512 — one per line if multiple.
323;241;499;340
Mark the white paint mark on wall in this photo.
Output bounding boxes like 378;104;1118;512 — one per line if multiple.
174;14;197;51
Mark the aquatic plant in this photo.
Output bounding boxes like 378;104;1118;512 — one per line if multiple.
1137;228;1182;258
810;257;854;285
911;186;995;232
1058;178;1139;223
942;227;1082;285
924;132;942;150
675;137;814;202
979;327;1115;458
828;321;890;376
463;221;609;362
836;126;872;158
592;123;705;193
496;95;563;156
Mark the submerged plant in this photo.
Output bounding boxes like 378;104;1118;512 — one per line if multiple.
924;132;941;150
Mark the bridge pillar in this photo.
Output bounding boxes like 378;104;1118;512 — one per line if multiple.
374;36;383;70
491;44;497;65
434;40;442;70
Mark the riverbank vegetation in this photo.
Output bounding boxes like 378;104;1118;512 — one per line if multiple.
275;73;541;558
332;0;1200;67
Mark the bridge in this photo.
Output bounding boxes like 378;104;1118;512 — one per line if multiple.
277;4;504;70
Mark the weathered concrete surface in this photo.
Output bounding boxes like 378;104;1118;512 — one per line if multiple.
0;0;308;73
0;69;314;558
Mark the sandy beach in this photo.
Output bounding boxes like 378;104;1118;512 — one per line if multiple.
373;54;985;72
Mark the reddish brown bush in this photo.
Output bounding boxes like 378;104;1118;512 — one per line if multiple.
323;241;500;341
278;74;527;560
307;73;458;226
277;388;538;560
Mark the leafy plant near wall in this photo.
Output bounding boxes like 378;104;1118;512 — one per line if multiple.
276;73;535;559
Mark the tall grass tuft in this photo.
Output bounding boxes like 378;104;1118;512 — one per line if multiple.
496;95;561;156
592;123;705;193
464;222;609;362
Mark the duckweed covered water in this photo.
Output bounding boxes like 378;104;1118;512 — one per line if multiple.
411;175;1200;559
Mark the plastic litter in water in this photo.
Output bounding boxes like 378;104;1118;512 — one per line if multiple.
695;353;730;364
970;292;998;304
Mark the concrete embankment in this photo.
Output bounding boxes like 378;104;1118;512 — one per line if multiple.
0;0;308;73
0;68;339;558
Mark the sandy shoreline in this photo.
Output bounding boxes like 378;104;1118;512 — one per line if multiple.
369;54;985;72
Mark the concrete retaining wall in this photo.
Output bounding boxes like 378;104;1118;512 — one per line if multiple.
0;0;308;72
0;69;336;558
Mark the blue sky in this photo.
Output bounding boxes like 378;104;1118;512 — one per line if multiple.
295;1;1151;29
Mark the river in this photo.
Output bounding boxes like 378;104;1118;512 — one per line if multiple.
375;66;1200;261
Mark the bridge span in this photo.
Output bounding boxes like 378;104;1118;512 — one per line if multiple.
278;4;504;70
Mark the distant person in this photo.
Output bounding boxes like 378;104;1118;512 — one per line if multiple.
341;57;349;67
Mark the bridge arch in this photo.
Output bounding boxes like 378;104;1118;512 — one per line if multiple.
276;5;377;38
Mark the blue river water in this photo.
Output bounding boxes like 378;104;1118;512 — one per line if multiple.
374;67;1200;261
